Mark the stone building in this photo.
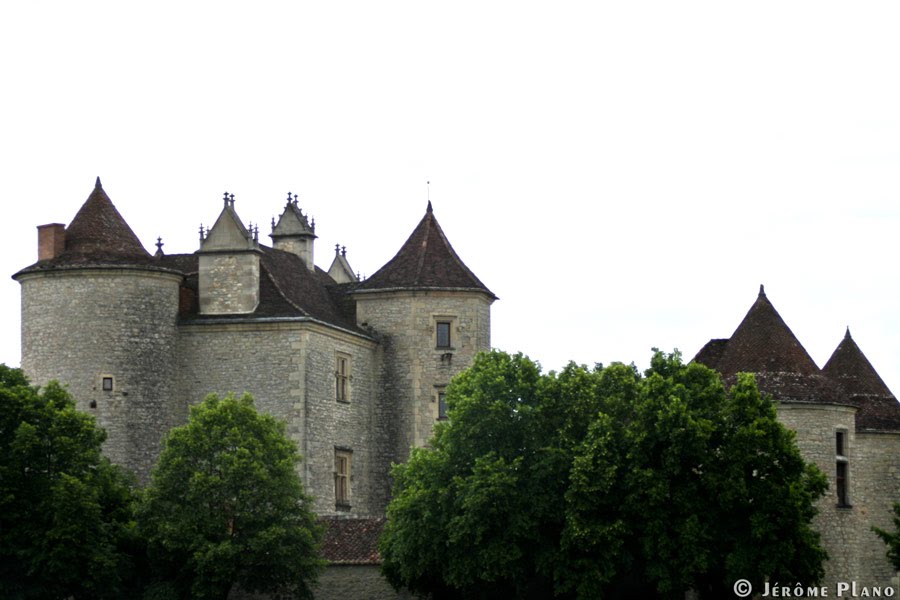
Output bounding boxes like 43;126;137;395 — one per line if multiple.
14;178;495;598
13;180;900;595
694;285;900;592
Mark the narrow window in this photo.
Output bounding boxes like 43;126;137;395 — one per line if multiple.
101;376;114;392
334;449;352;509
436;321;451;349
335;354;350;403
438;391;448;420
835;430;850;507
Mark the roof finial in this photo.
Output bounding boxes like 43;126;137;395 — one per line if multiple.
335;243;340;255
341;245;347;257
223;191;229;206
155;236;164;257
759;284;766;297
845;326;851;340
95;176;102;189
287;191;293;206
229;193;235;207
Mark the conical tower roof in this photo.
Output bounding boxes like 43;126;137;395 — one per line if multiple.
823;328;893;397
357;202;495;297
717;285;819;376
65;178;148;256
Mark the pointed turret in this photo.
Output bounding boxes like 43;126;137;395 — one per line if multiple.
357;203;494;297
716;284;819;376
823;328;893;397
63;177;149;257
270;193;317;271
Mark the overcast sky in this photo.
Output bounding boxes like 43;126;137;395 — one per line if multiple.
2;2;899;395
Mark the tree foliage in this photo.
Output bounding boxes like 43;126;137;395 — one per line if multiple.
0;365;138;599
873;503;900;570
138;393;323;600
380;350;828;599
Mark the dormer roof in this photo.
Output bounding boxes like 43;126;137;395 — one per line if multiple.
200;195;258;252
65;178;148;257
271;194;316;239
716;285;819;376
356;202;495;298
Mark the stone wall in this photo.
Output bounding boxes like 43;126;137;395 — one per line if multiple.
18;268;182;482
199;252;261;314
777;403;900;590
354;290;493;465
176;320;382;515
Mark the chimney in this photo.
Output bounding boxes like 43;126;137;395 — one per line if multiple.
37;224;66;261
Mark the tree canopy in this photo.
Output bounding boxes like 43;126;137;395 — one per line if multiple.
138;392;323;600
873;503;900;570
379;350;828;599
0;365;137;599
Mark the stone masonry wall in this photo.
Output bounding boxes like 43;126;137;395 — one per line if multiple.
777;403;868;590
19;268;182;482
852;430;900;589
354;290;492;468
199;253;260;314
176;320;381;515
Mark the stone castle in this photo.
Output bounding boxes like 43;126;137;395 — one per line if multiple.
13;179;900;594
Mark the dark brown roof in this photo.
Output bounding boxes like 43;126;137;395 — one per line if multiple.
822;328;893;397
854;395;900;432
64;178;149;257
319;517;385;565
357;202;495;297
165;247;364;333
715;285;819;376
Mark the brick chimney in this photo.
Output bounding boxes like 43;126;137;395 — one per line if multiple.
37;224;66;261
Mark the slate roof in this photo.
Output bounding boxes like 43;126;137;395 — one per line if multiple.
693;286;900;431
357;202;495;298
319;517;385;565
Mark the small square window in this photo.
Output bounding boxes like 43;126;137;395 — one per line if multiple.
101;377;113;392
436;322;451;349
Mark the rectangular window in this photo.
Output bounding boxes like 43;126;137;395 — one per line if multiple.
835;430;850;507
438;391;448;420
101;376;114;392
436;321;451;349
335;354;350;403
836;461;849;507
334;449;352;509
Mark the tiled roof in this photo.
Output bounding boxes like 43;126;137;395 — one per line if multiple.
693;286;900;431
163;248;364;333
357;202;495;297
64;178;149;257
716;286;819;376
822;328;893;397
319;517;385;565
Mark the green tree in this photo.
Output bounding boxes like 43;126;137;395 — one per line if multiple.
138;392;323;600
873;503;900;570
380;350;828;599
0;365;138;599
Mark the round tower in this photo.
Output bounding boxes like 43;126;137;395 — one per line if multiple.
351;201;496;489
13;178;182;481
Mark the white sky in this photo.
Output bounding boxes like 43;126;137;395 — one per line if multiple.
2;2;900;395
